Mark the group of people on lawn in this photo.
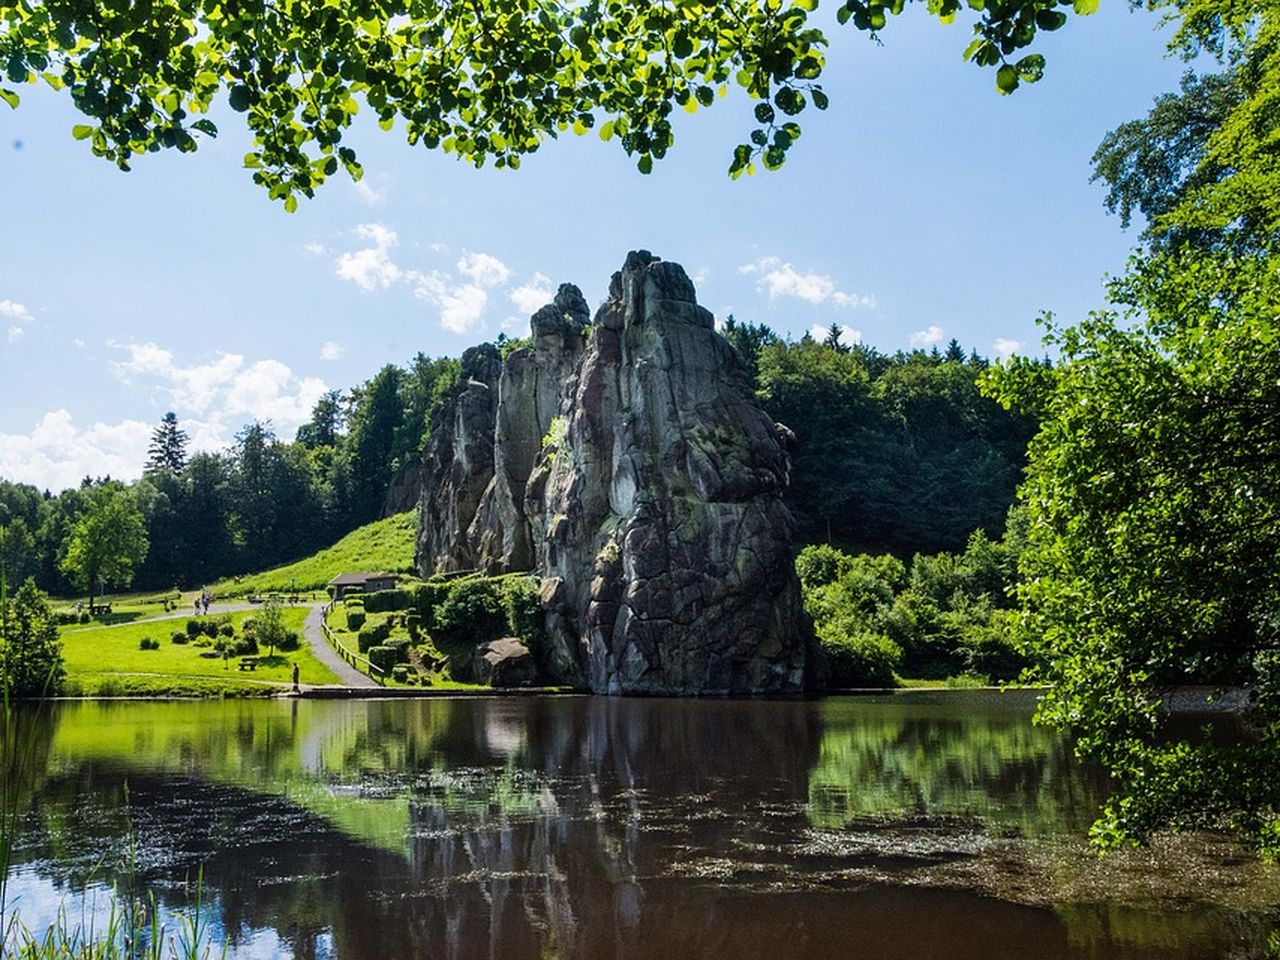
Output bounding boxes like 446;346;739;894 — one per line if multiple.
192;590;215;615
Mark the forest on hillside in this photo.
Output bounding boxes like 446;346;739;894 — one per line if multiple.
0;330;1035;596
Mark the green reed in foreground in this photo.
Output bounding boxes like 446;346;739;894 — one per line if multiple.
0;683;224;960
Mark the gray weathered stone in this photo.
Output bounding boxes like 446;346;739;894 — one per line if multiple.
418;253;819;695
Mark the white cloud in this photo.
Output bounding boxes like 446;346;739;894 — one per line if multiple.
324;225;556;336
113;342;324;432
910;325;945;348
320;340;345;361
303;241;326;256
412;271;488;334
334;223;402;291
115;343;246;414
2;344;329;492
73;339;86;349
352;178;387;207
224;360;328;427
0;410;153;492
509;273;554;316
739;256;874;309
7;325;23;343
993;337;1022;359
457;251;511;288
0;300;34;324
808;323;863;344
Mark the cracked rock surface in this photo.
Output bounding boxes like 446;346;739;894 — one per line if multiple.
418;252;819;695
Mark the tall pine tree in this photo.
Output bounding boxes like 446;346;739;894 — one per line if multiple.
146;412;189;473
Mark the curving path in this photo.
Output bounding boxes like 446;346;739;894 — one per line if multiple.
301;604;377;688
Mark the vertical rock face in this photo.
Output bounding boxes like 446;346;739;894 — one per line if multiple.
417;252;818;695
417;343;501;573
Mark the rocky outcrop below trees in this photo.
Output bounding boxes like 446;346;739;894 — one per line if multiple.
417;252;820;696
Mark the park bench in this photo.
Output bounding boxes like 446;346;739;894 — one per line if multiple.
237;657;259;671
89;604;112;616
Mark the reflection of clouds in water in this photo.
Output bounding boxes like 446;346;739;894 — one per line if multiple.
2;866;300;960
483;714;526;759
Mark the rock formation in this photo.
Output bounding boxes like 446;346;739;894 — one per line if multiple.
417;251;819;695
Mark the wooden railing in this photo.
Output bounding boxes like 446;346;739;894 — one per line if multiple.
320;602;386;684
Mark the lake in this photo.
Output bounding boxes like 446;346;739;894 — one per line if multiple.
4;691;1278;958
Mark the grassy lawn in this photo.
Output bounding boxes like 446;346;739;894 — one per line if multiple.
60;608;340;695
212;511;418;597
51;590;186;626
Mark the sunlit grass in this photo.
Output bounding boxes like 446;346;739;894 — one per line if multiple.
58;608;339;693
211;511;418;598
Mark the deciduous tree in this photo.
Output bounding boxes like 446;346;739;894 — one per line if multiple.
58;485;149;611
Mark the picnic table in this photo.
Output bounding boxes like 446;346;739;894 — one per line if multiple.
237;657;259;671
89;604;112;616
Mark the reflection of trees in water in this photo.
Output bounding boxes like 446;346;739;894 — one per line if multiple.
5;696;1275;959
808;697;1108;835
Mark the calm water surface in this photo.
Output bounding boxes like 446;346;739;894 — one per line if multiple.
5;692;1279;959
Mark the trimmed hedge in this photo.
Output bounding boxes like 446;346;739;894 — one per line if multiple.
170;630;188;644
345;607;366;630
367;645;398;674
365;588;411;613
357;620;392;652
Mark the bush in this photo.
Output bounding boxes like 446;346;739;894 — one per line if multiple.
434;579;507;649
138;636;160;651
357;620;392;652
170;630;188;644
796;544;855;588
385;637;412;663
277;630;301;652
367;645;398;675
365;588;411;613
820;627;901;688
411;581;452;628
391;665;411;683
502;576;545;650
54;610;79;626
233;636;258;656
346;607;366;630
203;620;220;639
218;622;235;638
186;618;203;638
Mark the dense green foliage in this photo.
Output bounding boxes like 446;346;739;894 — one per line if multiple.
0;354;451;597
984;0;1280;854
722;319;1038;555
0;0;1087;206
0;580;65;697
799;525;1026;686
58;485;149;610
986;249;1280;851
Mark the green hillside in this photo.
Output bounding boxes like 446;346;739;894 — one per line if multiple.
213;512;418;597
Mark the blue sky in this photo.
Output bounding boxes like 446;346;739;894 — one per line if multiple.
0;4;1186;492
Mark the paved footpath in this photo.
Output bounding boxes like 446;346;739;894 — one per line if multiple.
301;604;377;688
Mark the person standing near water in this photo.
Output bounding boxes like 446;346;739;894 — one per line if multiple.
291;663;300;693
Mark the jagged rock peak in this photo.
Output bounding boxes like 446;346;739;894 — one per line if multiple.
417;251;820;696
531;283;590;339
